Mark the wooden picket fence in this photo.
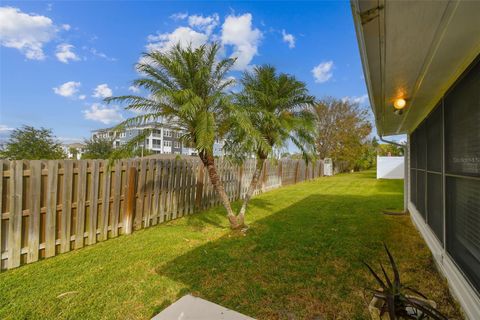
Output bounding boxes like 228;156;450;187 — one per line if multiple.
0;158;324;271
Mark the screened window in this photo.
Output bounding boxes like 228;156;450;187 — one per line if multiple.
444;59;480;177
416;122;427;170
427;172;444;243
446;177;480;291
411;130;417;169
409;55;480;293
427;104;443;172
410;169;416;205
417;171;426;218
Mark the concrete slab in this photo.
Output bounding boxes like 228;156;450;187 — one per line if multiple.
151;295;256;320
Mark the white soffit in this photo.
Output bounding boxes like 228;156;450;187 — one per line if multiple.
351;0;480;136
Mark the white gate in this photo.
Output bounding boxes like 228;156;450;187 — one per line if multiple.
324;158;333;176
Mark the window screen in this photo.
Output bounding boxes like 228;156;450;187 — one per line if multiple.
427;103;443;172
408;55;480;294
444;59;480;177
411;130;417;169
446;177;480;292
427;173;444;243
410;169;416;205
417;171;426;218
417;122;427;170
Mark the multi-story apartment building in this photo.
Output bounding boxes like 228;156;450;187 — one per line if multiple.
91;122;224;156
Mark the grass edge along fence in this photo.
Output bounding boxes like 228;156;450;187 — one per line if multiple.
0;158;324;271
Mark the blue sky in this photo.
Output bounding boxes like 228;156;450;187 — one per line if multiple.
0;1;370;144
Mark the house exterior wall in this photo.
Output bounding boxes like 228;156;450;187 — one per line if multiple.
407;55;480;319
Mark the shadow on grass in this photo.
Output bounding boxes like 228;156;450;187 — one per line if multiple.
184;197;275;231
155;192;405;319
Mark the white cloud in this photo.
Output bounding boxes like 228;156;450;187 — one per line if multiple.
55;43;79;63
188;14;219;35
282;29;295;48
61;24;71;31
78;94;86;100
342;94;369;105
221;13;262;71
53;81;81;97
144;12;262;71
146;26;209;53
312;61;334;83
0;124;14;132
92;84;113;98
128;85;140;93
83;103;123;124
170;12;188;21
89;47;116;61
0;7;58;60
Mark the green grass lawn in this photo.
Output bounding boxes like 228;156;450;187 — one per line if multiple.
0;171;462;319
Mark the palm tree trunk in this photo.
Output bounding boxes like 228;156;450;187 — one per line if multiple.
199;151;241;229
237;155;266;222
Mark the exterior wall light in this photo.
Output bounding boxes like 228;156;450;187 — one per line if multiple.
393;98;407;115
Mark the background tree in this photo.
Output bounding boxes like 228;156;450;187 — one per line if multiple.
354;137;378;171
106;43;262;229
0;125;65;160
377;143;404;156
226;65;315;220
312;97;372;170
82;136;114;159
68;147;79;159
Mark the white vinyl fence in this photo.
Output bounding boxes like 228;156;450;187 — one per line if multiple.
376;156;404;179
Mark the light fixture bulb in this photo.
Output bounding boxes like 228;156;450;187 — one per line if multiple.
393;98;406;110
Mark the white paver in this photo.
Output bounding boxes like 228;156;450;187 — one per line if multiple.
151;294;256;320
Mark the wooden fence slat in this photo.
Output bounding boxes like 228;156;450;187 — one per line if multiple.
99;161;111;241
195;163;204;212
88;161;99;244
172;160;180;219
112;161;122;236
27;160;41;262
0;160;3;265
45;161;58;258
158;160;166;223
8;161;22;268
178;160;186;217
166;160;174;220
152;160;161;225
143;159;154;228
135;160;146;229
75;161;87;249
60;160;73;253
124;165;136;235
187;161;195;214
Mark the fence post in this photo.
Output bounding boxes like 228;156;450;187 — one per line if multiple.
8;160;22;268
124;166;136;235
195;164;205;212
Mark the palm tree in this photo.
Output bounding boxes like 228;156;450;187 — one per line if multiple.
227;65;316;223
106;43;262;228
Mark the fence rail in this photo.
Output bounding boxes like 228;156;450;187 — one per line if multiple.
0;158;324;271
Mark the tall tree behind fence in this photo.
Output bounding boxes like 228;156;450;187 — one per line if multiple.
0;158;323;271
